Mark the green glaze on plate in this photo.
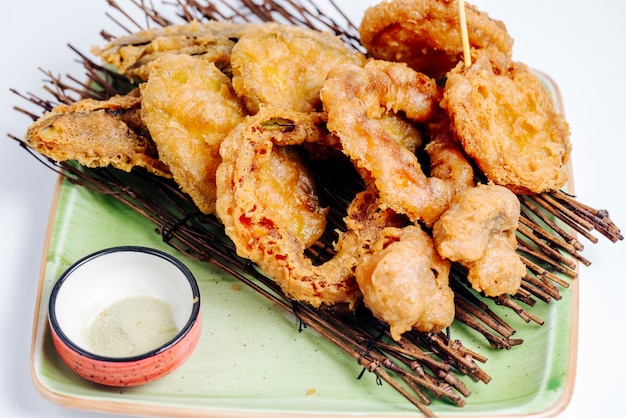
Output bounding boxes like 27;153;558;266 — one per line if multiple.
30;76;576;417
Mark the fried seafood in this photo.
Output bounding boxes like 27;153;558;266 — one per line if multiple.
441;51;571;194
320;59;453;226
433;184;525;296
230;23;366;114
425;112;476;194
216;107;355;307
140;54;246;214
25;94;170;177
465;234;526;298
359;0;513;79
93;21;260;81
355;225;455;341
216;107;409;309
23;3;577;359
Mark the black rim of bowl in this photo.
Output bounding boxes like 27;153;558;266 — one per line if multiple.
48;245;201;362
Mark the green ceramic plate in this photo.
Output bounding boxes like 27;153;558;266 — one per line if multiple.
30;75;576;417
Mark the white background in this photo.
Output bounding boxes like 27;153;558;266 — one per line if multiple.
1;1;624;417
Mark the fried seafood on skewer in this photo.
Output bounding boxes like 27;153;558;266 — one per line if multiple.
230;23;366;114
320;59;453;226
433;184;525;297
140;54;247;215
358;0;570;195
25;94;171;177
93;21;260;81
359;0;513;79
441;51;571;194
355;225;455;341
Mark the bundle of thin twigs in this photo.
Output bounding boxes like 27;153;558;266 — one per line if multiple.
9;0;623;416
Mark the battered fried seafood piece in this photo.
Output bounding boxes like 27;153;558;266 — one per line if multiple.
356;225;455;341
141;54;246;215
433;184;525;296
93;21;260;81
425;112;476;194
25;94;170;177
216;107;405;309
230;23;366;114
359;0;513;79
441;51;571;194
321;60;453;226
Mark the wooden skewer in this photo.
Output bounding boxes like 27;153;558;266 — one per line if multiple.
458;0;472;68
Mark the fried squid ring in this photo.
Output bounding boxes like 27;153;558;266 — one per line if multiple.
216;108;406;309
441;51;571;194
230;23;366;114
359;0;513;79
433;184;525;296
320;59;453;226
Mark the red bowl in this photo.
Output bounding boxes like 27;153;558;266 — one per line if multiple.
48;246;201;386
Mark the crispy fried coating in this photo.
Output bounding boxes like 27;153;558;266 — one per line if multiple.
356;225;455;341
254;144;328;249
216;107;356;308
441;51;571;194
359;0;513;79
321;59;453;226
466;234;526;298
216;107;411;309
425;112;476;194
25;94;170;177
140;54;246;214
378;111;425;153
433;184;525;296
230;23;366;114
93;21;260;81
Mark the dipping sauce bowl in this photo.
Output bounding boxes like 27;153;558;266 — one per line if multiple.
48;246;201;386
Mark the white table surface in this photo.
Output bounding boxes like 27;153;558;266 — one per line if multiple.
1;1;624;417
